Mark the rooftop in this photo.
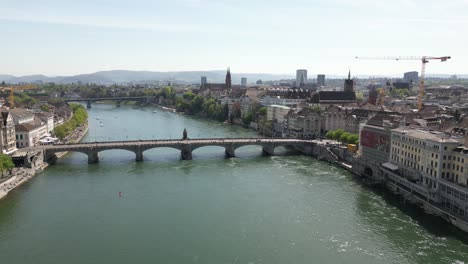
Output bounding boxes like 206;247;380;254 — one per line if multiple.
392;128;460;144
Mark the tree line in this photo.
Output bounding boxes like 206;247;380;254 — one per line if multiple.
175;91;229;122
53;104;88;140
325;129;359;145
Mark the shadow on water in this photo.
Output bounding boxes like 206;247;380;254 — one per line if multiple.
356;181;468;244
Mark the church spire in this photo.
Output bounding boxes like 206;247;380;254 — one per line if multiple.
225;67;232;89
344;69;354;92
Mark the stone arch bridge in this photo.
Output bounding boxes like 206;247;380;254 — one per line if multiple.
31;138;315;163
64;96;153;108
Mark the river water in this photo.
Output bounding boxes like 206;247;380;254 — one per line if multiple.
0;104;467;264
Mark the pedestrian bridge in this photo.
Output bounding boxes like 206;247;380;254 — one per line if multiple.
32;138;315;163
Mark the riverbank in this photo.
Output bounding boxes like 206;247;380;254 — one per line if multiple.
0;122;89;200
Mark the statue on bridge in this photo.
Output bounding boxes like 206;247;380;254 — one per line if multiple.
182;128;188;140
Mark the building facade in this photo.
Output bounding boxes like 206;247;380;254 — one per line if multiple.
15;123;42;148
317;74;325;87
0;111;17;154
287;108;321;139
267;105;291;123
320;105;348;133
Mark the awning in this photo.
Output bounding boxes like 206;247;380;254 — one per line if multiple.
382;162;399;171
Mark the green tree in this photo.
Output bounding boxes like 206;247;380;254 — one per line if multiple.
333;129;345;142
326;130;334;139
53;104;88;140
348;134;359;145
242;112;253;126
0;154;14;176
258;107;267;116
40;104;50;112
340;132;351;143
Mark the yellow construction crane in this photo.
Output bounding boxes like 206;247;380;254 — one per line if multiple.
355;56;451;111
0;84;38;108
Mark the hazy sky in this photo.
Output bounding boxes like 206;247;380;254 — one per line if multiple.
1;0;467;76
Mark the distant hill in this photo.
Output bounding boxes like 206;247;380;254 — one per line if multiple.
1;70;466;85
0;70;294;85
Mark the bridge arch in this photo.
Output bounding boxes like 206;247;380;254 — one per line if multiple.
271;143;302;156
364;167;373;177
142;146;184;161
232;144;265;157
191;145;230;158
97;148;140;162
46;149;91;163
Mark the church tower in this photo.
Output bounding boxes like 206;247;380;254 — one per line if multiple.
344;70;354;92
225;67;232;89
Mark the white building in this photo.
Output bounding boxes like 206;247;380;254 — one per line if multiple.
9;108;34;125
36;112;55;133
15;123;42;148
267;105;291;123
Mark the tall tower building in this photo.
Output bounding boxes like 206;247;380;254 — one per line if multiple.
403;71;419;84
344;70;354;92
201;76;207;88
241;77;247;86
225;67;232;89
317;74;325;86
296;69;307;87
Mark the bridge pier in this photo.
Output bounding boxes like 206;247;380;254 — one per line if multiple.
135;147;143;161
88;150;99;163
225;145;236;158
181;144;192;160
86;101;92;109
116;101;121;107
262;145;275;156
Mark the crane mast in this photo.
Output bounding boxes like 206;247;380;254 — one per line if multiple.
0;85;38;108
355;56;451;110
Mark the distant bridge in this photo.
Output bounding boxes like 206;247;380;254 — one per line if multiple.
29;138;315;163
64;96;154;108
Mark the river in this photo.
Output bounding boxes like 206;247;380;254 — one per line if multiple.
0;104;467;264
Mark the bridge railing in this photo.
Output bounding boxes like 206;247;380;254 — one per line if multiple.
47;137;306;147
